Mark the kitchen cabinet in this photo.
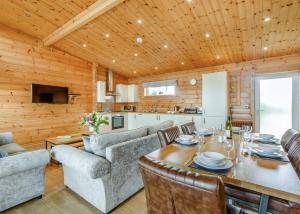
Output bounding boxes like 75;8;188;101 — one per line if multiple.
96;81;106;103
116;84;128;103
127;84;139;102
202;71;227;129
116;84;139;103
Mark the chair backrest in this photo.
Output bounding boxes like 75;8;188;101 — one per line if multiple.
138;156;226;214
157;126;180;147
281;129;300;152
231;120;253;128
0;132;13;146
181;122;197;135
288;138;300;178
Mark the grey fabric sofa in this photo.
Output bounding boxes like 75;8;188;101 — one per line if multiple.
0;132;49;212
51;120;173;213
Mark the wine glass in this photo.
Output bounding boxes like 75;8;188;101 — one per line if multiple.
223;140;234;160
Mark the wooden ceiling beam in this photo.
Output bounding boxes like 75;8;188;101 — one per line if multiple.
43;0;124;46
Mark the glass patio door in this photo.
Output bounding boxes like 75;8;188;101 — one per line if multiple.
255;73;299;138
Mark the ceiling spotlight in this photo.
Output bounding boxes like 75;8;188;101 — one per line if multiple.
263;46;268;50
186;0;193;3
181;62;185;65
137;19;143;24
134;53;138;57
136;36;143;44
112;59;116;63
264;17;271;22
164;44;168;49
133;71;137;74
105;33;110;38
216;55;220;59
82;44;87;48
154;66;158;70
204;33;210;38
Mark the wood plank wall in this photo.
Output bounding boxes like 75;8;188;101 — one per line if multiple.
128;54;300;122
0;24;93;150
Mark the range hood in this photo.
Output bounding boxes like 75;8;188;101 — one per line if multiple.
106;69;119;96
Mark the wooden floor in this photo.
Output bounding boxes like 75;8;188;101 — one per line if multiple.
4;163;147;214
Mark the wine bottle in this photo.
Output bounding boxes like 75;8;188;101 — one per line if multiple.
225;116;233;139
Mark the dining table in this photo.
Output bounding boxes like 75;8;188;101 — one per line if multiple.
146;133;300;214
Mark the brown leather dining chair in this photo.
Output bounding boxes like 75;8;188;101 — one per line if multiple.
138;156;241;214
281;129;300;152
157;126;180;147
288;137;300;178
181;122;197;135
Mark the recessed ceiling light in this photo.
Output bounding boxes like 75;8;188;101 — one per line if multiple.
136;36;143;44
204;33;210;38
154;66;158;70
264;17;271;22
112;59;116;63
133;71;137;74
137;19;143;24
216;55;220;59
164;44;168;49
263;46;268;50
105;33;110;38
186;0;193;3
181;62;185;65
134;53;138;57
82;44;87;48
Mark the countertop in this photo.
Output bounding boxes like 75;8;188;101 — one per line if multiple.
99;111;202;116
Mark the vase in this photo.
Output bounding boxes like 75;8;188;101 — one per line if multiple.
82;135;93;153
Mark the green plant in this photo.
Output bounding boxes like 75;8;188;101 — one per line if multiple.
81;112;109;134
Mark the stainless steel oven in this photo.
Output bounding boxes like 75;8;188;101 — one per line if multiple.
112;114;125;130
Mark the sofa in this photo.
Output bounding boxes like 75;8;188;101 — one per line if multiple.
0;132;49;212
51;120;174;213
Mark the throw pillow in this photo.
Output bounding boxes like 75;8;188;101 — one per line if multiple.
0;149;8;158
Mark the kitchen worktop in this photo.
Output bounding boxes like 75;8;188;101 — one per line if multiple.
98;111;202;116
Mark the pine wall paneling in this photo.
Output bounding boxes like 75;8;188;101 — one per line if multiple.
128;54;300;124
0;24;93;150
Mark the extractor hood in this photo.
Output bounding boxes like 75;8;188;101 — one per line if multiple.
106;69;119;96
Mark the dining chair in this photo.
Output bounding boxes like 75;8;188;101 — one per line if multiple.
157;126;180;147
138;156;241;214
181;122;197;135
281;129;300;152
288;138;300;178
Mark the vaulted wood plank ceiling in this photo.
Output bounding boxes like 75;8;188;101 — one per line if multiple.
1;0;300;77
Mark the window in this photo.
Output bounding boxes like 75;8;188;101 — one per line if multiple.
143;80;177;96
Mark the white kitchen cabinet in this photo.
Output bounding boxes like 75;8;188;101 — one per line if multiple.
128;113;137;129
127;84;139;102
96;81;106;103
159;114;193;126
202;71;227;129
116;84;128;103
192;115;203;130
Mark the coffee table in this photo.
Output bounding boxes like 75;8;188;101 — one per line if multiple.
45;133;88;150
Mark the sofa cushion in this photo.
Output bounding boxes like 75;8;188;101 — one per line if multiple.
0;143;26;156
147;120;174;135
0;148;8;158
90;127;148;157
0;132;13;146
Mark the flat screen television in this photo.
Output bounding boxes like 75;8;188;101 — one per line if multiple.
32;84;68;104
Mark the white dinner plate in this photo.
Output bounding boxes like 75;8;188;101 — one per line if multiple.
193;156;233;170
175;138;198;145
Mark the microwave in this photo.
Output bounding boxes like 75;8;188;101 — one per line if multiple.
121;105;136;112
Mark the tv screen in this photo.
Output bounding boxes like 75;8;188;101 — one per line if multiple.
32;84;68;104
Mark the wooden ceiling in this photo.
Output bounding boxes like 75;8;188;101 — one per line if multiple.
1;0;300;77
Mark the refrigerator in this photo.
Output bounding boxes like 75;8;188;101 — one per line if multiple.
202;71;228;129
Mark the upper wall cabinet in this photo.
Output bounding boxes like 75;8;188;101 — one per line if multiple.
116;84;139;103
116;84;128;103
127;84;139;103
97;81;106;103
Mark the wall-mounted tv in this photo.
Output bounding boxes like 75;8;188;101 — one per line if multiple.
32;84;68;104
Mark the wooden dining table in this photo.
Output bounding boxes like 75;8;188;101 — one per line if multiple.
146;133;300;214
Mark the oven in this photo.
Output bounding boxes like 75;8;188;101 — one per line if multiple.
112;114;125;130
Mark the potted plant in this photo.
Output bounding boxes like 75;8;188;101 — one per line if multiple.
80;112;109;152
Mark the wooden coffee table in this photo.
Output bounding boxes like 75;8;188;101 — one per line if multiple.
45;133;88;150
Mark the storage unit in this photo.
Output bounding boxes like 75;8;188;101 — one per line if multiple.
96;81;106;103
116;84;139;103
202;71;228;129
127;84;139;102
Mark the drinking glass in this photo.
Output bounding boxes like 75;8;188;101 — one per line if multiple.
223;140;234;159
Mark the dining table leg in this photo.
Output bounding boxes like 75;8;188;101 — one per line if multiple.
258;194;269;214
